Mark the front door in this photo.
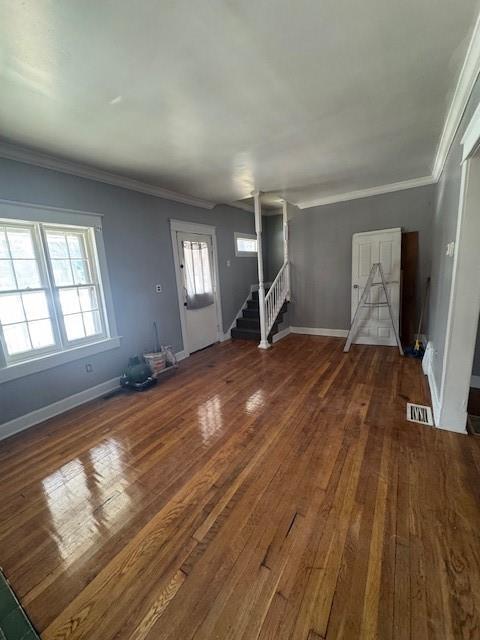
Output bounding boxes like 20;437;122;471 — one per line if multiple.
177;232;219;353
351;227;401;346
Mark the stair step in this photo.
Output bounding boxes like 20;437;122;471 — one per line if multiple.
243;308;259;319
231;327;261;341
237;316;260;329
231;327;274;343
235;296;288;337
251;288;270;300
237;316;281;331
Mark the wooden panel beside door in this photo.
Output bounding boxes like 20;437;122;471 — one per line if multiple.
401;231;418;347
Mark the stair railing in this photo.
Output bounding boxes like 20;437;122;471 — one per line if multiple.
253;192;290;349
264;261;289;338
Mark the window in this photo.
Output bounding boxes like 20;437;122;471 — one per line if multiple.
234;232;257;257
181;240;214;309
0;218;112;370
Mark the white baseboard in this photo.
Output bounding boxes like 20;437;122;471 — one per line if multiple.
290;326;349;337
272;326;291;343
426;364;441;427
471;374;480;389
0;350;187;441
0;377;119;441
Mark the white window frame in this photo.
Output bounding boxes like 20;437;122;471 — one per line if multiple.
0;200;120;383
234;232;258;257
0;220;61;364
41;223;108;349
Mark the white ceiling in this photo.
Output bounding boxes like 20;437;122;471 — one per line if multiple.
0;0;479;208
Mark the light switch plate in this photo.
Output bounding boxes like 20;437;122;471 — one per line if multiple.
446;241;455;257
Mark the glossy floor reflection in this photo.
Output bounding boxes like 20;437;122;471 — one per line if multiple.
1;335;479;640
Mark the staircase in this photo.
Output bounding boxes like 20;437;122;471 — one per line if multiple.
231;289;288;343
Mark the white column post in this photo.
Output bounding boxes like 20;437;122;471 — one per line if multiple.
253;191;269;349
281;199;290;301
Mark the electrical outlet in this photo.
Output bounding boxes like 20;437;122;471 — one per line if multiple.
155;284;162;293
85;363;93;373
226;259;231;267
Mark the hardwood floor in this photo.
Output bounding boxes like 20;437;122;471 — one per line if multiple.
1;335;480;639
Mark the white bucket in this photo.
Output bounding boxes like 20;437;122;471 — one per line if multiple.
144;351;166;376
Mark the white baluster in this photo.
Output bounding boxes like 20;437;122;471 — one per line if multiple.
253;191;269;349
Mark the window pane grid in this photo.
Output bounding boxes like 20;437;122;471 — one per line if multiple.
0;221;108;364
0;226;42;292
45;227;105;344
46;229;93;287
58;284;102;341
0;225;56;357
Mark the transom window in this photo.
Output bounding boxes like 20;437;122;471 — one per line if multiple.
234;232;257;257
0;219;108;365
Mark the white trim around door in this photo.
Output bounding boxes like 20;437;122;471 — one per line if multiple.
433;108;480;432
170;219;224;358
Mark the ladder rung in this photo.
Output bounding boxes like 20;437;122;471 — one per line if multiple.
361;303;388;307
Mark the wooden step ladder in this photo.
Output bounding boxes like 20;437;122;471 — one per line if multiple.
344;262;403;355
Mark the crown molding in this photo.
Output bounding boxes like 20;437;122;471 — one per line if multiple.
296;175;435;209
0;141;216;210
3;6;479;215
432;12;480;180
228;200;254;213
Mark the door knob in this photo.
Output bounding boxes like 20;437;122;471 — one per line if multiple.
353;284;359;289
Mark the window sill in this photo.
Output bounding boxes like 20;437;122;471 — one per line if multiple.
0;336;122;383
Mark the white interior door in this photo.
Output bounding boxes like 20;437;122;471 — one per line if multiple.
351;228;401;346
177;231;219;353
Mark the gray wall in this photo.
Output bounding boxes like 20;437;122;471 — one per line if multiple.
263;214;284;282
0;158;257;424
428;76;480;392
288;184;435;330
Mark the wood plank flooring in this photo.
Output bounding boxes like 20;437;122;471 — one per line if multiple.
1;335;479;639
